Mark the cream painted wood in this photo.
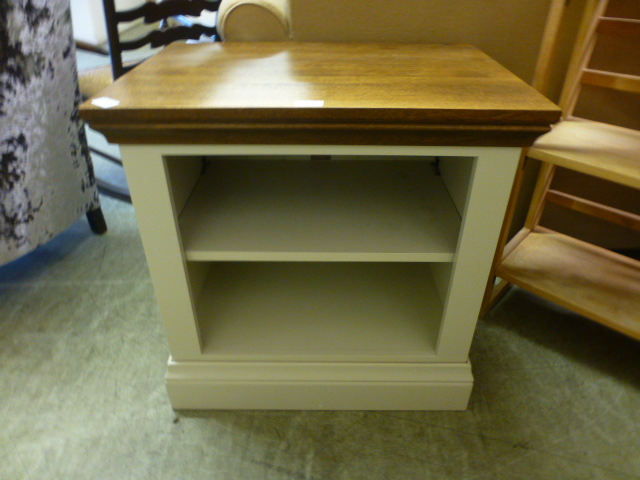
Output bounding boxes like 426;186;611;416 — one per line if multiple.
164;156;204;215
167;359;474;382
167;379;474;411
116;143;521;409
119;145;203;359
185;262;210;306
166;359;474;410
438;156;475;216
179;159;461;263
194;262;442;362
435;147;521;361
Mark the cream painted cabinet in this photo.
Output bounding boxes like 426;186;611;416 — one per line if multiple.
80;42;559;409
120;145;521;409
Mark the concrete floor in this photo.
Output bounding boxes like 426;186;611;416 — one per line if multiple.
1;193;640;480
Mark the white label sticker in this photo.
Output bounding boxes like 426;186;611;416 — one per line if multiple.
294;100;325;107
91;97;121;109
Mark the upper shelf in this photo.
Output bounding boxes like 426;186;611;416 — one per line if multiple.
179;158;461;262
80;42;560;147
528;118;640;189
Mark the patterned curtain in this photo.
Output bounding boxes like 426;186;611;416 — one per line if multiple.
0;0;101;266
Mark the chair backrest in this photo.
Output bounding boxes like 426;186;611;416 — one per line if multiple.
102;0;221;80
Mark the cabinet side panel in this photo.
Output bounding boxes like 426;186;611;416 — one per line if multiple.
186;262;210;304
430;262;453;305
120;145;203;359
165;156;204;215
436;147;521;361
438;156;475;217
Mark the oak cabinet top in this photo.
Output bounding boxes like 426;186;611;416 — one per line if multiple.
81;42;560;146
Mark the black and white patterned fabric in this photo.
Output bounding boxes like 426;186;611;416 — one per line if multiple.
0;0;100;266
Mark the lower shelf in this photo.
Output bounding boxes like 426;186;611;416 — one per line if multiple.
192;262;445;362
497;228;640;338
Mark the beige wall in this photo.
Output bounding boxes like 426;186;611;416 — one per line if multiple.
289;0;552;83
71;0;142;44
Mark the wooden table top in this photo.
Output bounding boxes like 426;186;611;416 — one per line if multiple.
80;42;560;146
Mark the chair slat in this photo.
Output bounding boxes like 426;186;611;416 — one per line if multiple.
120;24;218;50
116;0;221;23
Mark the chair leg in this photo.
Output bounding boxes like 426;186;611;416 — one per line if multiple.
90;147;132;203
86;207;108;234
90;146;122;166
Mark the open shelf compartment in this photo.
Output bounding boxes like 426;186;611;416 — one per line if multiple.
191;261;444;362
177;157;462;262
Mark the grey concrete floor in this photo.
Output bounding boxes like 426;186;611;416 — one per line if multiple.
1;194;640;480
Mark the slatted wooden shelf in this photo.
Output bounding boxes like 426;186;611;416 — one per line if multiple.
528;119;640;189
482;0;640;343
497;228;640;338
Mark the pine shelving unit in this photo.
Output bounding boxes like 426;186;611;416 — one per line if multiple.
483;0;640;339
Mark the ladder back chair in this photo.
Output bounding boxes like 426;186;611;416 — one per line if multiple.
78;0;221;202
102;0;221;80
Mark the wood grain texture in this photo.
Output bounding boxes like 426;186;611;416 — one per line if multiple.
546;189;640;230
528;118;640;189
497;228;640;339
581;68;640;94
80;42;560;146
